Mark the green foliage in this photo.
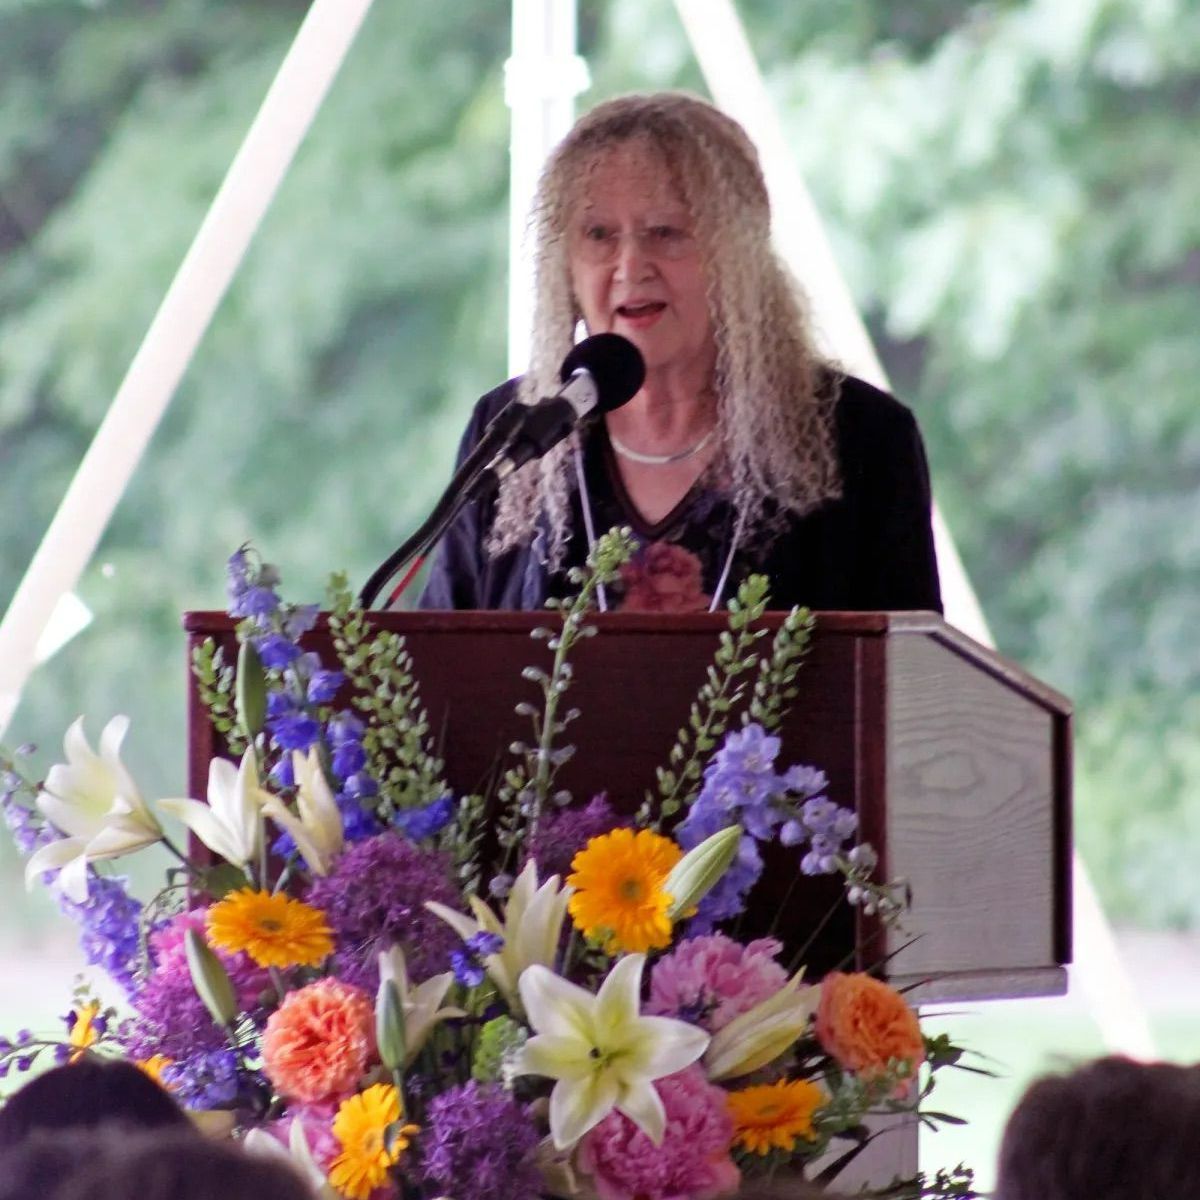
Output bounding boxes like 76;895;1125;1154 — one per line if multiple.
328;575;447;819
495;526;635;865
640;574;771;827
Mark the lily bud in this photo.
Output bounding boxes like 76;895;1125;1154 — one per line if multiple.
704;972;819;1081
185;928;238;1029
236;640;267;740
663;825;741;920
376;976;408;1073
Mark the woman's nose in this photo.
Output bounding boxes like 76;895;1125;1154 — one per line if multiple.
613;230;654;281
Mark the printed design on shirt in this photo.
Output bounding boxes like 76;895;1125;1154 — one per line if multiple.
617;541;711;613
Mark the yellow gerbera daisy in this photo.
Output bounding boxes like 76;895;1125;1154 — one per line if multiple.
67;1000;102;1062
328;1083;418;1200
136;1054;174;1087
206;887;333;968
567;827;683;954
727;1078;826;1155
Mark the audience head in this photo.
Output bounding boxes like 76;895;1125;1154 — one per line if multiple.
996;1054;1200;1200
48;1128;316;1200
0;1058;190;1150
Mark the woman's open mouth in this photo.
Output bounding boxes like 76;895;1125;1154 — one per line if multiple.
615;301;666;326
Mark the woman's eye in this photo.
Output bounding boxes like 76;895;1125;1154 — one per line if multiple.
583;225;613;242
648;225;685;242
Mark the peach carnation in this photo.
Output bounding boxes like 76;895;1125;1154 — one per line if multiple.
815;972;924;1097
261;978;376;1103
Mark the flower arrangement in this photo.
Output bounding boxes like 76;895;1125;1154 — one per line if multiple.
0;531;978;1200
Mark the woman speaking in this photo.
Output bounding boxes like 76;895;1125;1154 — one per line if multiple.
421;92;941;615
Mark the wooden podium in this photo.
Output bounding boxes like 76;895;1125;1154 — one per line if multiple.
184;608;1072;1187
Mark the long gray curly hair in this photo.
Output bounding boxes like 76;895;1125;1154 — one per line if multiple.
488;91;843;562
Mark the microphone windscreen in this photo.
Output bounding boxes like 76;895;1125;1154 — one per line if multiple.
560;333;645;413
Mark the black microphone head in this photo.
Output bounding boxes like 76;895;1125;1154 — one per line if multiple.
560;333;645;414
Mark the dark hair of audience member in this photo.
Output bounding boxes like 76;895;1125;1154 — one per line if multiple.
49;1129;316;1200
996;1055;1200;1200
0;1057;191;1151
0;1130;86;1200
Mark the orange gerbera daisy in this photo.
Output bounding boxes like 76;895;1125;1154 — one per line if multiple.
136;1054;174;1087
206;887;333;968
567;827;683;954
328;1083;418;1200
728;1078;825;1155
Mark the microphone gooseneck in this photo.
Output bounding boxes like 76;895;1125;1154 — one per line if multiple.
358;334;645;609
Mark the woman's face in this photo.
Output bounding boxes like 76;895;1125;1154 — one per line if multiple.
566;142;715;389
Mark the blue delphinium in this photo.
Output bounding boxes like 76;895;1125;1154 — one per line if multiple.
393;793;455;843
677;722;857;932
160;1047;244;1109
228;549;378;845
451;931;505;988
60;874;144;999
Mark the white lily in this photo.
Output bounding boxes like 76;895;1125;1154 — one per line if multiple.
426;859;571;1007
703;970;820;1081
378;945;465;1067
244;1124;338;1199
25;715;164;903
259;748;344;875
513;954;710;1149
159;747;271;871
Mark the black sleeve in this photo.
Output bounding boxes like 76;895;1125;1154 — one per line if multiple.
837;379;943;614
417;380;519;611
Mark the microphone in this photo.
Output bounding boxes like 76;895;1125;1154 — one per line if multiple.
358;334;645;608
477;333;645;489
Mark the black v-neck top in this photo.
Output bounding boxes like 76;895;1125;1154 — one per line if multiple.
418;373;942;615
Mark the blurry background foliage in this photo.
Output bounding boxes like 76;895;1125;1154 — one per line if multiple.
1;0;1198;930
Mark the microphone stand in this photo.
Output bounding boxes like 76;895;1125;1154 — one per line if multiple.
357;403;524;609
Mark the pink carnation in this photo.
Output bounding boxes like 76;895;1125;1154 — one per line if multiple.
265;1100;341;1171
647;933;787;1031
577;1067;739;1200
150;908;271;1011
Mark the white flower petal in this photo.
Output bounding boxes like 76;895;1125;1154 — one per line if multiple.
55;851;92;904
549;1069;620;1150
158;797;245;866
593;954;645;1040
520;965;596;1042
425;900;480;943
24;838;86;892
616;1077;668;1146
621;1015;709;1080
514;1034;596;1083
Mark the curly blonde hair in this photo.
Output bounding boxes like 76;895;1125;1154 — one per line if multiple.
489;91;843;562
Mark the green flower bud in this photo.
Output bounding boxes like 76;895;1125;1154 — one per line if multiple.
236;639;266;740
664;824;742;920
185;928;238;1028
375;977;407;1073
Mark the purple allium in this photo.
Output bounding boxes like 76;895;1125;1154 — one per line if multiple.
126;910;271;1062
420;1081;542;1200
305;832;461;990
393;793;455;843
523;795;625;879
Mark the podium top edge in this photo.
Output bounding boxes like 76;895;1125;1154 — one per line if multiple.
182;609;922;635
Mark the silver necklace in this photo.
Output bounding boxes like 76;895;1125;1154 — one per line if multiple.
608;425;717;466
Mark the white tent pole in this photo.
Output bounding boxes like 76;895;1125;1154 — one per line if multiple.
0;0;377;738
504;0;589;376
674;0;1154;1059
